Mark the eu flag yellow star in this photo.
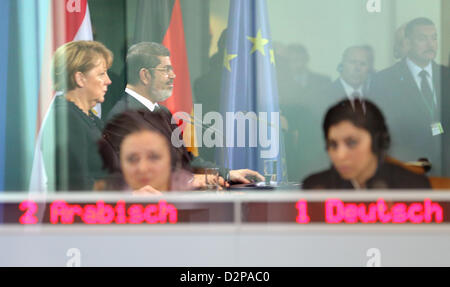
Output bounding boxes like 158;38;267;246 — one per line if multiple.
270;49;275;65
247;29;269;56
223;48;238;72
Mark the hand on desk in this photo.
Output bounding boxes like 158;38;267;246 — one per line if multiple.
229;169;264;184
133;185;163;195
191;169;264;190
192;174;228;190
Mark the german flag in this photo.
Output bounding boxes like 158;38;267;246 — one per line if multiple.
134;0;198;156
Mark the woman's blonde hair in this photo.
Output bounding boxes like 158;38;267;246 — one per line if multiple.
52;40;113;92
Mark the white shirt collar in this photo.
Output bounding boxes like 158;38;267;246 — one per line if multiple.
406;58;433;93
339;78;364;99
406;57;433;78
125;87;159;112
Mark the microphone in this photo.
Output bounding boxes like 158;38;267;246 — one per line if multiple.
405;158;432;173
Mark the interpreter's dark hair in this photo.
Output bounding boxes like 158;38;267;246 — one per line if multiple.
126;42;170;85
405;17;435;39
323;99;390;157
98;109;179;174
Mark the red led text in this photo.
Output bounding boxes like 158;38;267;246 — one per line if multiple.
325;198;443;224
49;200;178;225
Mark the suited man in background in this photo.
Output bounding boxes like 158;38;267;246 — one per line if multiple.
322;46;372;105
278;44;331;108
274;44;332;181
309;45;373;136
369;17;450;176
295;45;373;182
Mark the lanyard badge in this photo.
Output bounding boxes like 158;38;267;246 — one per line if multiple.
431;122;444;136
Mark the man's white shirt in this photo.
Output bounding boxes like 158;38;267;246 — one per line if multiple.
406;58;434;94
125;87;159;112
339;78;364;100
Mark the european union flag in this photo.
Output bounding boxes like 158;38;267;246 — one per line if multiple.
217;0;286;182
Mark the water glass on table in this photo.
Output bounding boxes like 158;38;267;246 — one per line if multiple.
264;160;277;185
204;168;220;190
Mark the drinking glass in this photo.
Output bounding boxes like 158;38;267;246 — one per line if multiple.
204;168;220;190
264;160;277;185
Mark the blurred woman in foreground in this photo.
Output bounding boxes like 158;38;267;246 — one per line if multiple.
41;41;113;191
98;110;194;193
302;99;430;189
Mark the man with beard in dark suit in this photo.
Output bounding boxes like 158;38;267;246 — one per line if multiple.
107;42;264;188
369;17;450;176
107;42;174;121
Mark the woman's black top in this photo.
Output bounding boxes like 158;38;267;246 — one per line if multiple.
302;162;431;190
41;96;106;191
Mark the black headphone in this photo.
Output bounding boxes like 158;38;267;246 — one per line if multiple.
371;128;390;157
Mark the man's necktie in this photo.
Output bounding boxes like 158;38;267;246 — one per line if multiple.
351;91;361;99
419;70;434;107
349;92;366;113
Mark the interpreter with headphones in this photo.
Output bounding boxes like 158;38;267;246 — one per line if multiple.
302;99;430;189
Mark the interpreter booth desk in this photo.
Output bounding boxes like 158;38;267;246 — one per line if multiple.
0;191;449;266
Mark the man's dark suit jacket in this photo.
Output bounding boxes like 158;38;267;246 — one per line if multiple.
106;91;169;122
278;72;332;107
106;92;194;170
105;92;224;174
369;59;450;176
310;78;370;118
319;78;370;104
321;78;349;102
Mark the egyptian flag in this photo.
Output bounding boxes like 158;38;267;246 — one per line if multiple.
134;0;198;156
29;0;94;192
